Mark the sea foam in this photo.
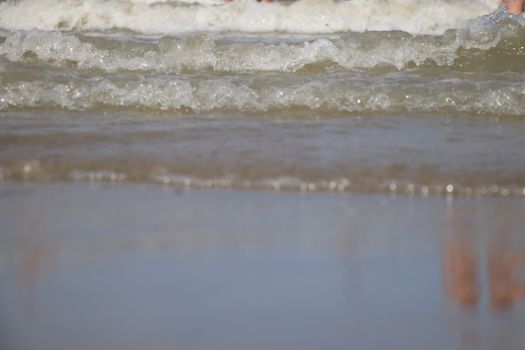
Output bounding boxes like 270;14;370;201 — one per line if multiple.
1;21;521;74
0;0;500;35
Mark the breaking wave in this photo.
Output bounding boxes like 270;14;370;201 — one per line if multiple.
1;73;525;115
1;23;525;74
0;0;503;35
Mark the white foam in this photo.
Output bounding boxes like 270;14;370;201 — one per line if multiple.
0;0;500;35
0;29;507;73
1;74;524;115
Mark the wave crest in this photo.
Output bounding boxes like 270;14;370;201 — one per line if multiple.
0;0;501;35
2;19;525;75
1;74;524;115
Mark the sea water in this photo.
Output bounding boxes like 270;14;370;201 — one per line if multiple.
1;2;525;349
0;0;525;196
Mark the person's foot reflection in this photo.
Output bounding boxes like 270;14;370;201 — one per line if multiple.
443;206;525;311
489;247;525;309
443;241;479;307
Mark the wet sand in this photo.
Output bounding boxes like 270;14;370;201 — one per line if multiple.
0;182;524;350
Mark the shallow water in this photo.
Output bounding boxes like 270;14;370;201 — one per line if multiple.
1;1;525;196
0;182;525;350
1;112;525;196
1;1;525;348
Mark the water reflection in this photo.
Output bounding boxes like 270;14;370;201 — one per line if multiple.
1;185;524;350
489;245;525;308
444;205;525;310
444;239;480;307
5;198;525;316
